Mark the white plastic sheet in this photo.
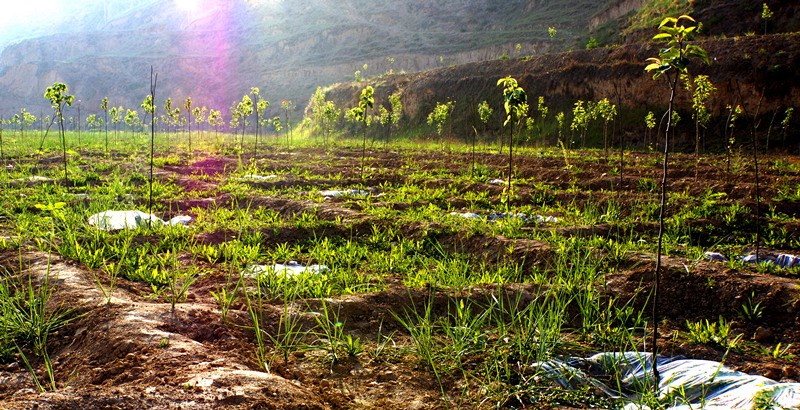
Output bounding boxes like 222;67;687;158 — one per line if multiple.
319;189;369;197
741;253;800;268
776;254;800;268
449;211;558;224
240;174;278;181
88;210;192;231
534;215;559;224
535;352;800;409
704;251;728;262
243;261;330;278
488;212;558;224
449;212;481;219
16;176;52;182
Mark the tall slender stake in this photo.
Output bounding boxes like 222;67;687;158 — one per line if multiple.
148;67;158;227
102;97;109;153
77;102;81;148
357;87;374;182
471;126;478;178
254;97;259;158
361;114;367;181
507;121;513;207
735;81;764;264
61;110;68;185
185;98;192;156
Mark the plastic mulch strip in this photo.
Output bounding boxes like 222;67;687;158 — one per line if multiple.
88;210;191;231
242;261;330;278
535;352;800;409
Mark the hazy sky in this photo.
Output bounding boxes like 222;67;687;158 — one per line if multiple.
0;0;276;50
0;0;64;25
0;0;68;46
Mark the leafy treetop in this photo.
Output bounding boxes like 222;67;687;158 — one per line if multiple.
645;15;709;79
44;82;74;111
497;76;527;126
359;86;374;112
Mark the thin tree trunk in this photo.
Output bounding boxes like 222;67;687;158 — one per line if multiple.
765;109;778;152
77;106;81;148
653;70;680;392
471;126;478;178
254;102;260;158
361;114;368;181
38;116;56;151
694;112;702;180
60;111;68;185
188;111;192;155
105;110;109;153
725;109;734;177
736;82;765;264
695;117;701;155
241;122;246;153
148;67;158;227
619;124;624;192
286;109;290;145
498;126;504;154
507;121;514;207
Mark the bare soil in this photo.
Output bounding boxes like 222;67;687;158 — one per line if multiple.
1;147;798;409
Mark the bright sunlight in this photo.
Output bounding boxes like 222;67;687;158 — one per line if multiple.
0;0;64;27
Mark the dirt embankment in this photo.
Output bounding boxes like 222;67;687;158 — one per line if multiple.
325;33;800;151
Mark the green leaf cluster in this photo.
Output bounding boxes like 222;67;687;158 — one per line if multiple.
389;92;402;126
644;15;709;79
477;100;493;125
761;3;773;21
497;76;527;126
685;74;716;127
645;111;656;129
595;98;616;122
426;101;454;136
44;83;74;111
141;95;155;115
359;86;374;111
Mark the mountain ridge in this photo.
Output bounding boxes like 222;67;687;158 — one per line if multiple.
0;0;603;118
3;0;797;126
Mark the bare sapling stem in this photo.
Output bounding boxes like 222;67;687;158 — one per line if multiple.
148;67;158;226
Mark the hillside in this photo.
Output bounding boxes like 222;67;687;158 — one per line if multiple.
322;1;800;151
324;33;800;151
0;0;608;118
590;0;800;45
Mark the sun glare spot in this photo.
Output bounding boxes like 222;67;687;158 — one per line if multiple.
174;0;196;13
0;0;64;29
